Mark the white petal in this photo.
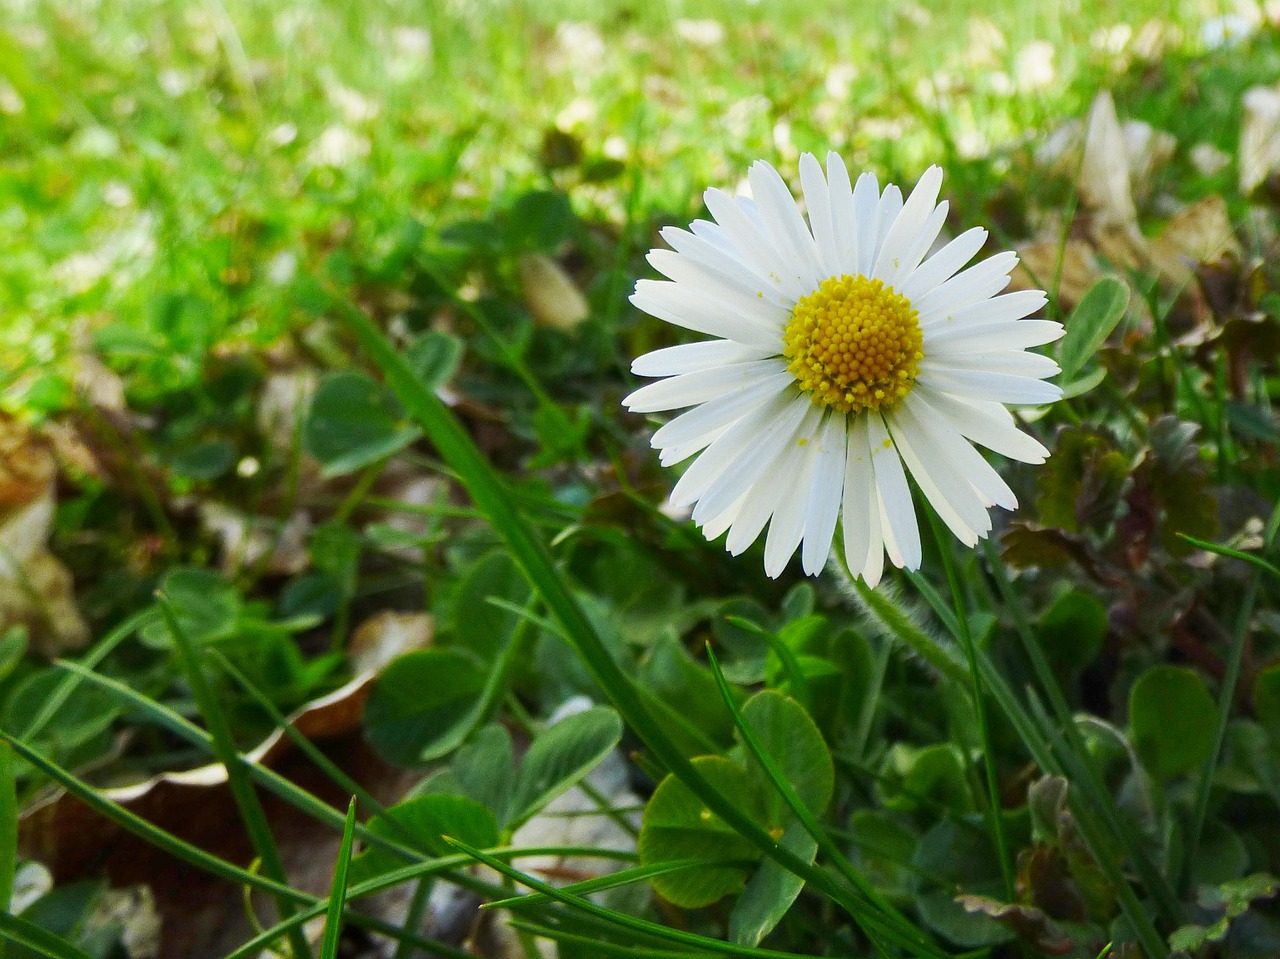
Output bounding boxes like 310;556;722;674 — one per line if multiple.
923;319;1065;354
922;289;1048;330
902;393;1017;510
631;340;775;377
651;370;794;458
702;492;747;541
915;384;1050;463
885;407;990;546
852;172;881;276
763;434;822;578
647;250;793;316
826;152;859;277
931;351;1061;378
631;280;782;349
801;412;847;575
875;185;904;255
623;359;788;413
867;414;922;570
703;188;806;300
726;468;782;556
842;414;885;586
659;226;791;308
748;161;821;292
901;227;988;301
917;367;1063;405
873;166;943;283
683;394;811;518
800;153;840;278
669;390;797;507
883;201;949;290
912;251;1017;322
660;423;731;467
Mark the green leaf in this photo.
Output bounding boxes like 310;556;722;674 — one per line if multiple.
878;743;972;816
1057;365;1108;400
510;706;623;826
303;371;420;477
0;627;28;684
639;756;763;908
449;551;529;663
1059;277;1130;381
1130;665;1216;779
738;690;834;824
349;793;498;886
1037;592;1108;672
507;190;572;251
140;567;240;648
729;823;817;946
363;649;488;767
0;912;96;959
406;330;463;392
1254;666;1280;741
449;726;516;829
167;438;236;481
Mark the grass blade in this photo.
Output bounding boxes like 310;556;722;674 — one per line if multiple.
320;799;358;959
0;914;94;959
0;743;15;919
158;593;314;959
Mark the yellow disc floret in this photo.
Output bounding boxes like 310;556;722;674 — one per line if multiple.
782;274;924;414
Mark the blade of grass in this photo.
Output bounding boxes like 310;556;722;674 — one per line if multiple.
334;297;943;955
485;858;715;910
158;593;314;959
0;743;15;921
0;914;94;959
320;799;358;959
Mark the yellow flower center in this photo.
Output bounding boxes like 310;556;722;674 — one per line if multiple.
782;274;924;414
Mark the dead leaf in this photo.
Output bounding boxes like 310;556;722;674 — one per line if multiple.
1241;83;1280;195
198;502;313;577
1010;239;1102;307
1081;91;1137;228
1148;195;1241;285
518;253;590;330
0;415;89;655
349;610;433;676
957;895;1076;955
87;885;162;958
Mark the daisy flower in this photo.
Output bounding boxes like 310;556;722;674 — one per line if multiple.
623;153;1063;585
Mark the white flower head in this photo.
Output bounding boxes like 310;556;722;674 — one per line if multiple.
624;154;1063;585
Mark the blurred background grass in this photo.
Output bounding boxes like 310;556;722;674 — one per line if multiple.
0;0;1271;402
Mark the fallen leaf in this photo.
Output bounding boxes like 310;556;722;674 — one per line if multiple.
1010;239;1102;307
1081;91;1137;228
1241;83;1280;195
518;252;590;330
1148;195;1241;285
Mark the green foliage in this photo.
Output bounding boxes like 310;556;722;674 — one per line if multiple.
1130;666;1216;780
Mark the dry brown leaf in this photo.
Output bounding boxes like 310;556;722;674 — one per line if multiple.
1009;239;1102;307
1081;91;1137;228
0;415;89;655
349;610;433;676
1242;84;1280;195
198;502;313;577
1148;195;1241;285
518;252;590;330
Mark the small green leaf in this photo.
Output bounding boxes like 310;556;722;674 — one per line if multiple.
449;726;517;829
0;628;28;684
167;438;236;481
1254;666;1280;741
349;793;498;886
363;649;488;767
1057;365;1108;400
507;190;572;251
1059;277;1130;381
739;690;834;823
140;568;240;648
1038;592;1108;672
639;755;763;908
729;823;816;946
303;371;420;477
406;330;464;391
1130;665;1216;779
510;706;623;826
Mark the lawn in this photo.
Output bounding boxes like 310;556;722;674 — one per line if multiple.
2;0;1280;957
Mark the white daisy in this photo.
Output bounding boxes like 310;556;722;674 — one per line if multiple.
623;153;1063;585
